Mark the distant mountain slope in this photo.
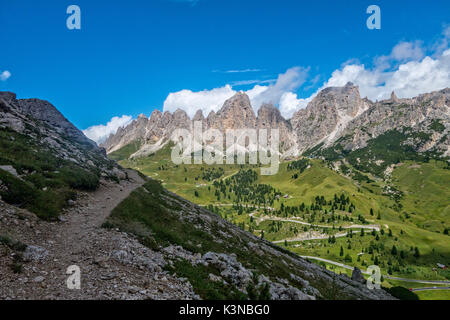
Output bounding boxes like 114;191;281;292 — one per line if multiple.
102;84;449;163
306;89;450;167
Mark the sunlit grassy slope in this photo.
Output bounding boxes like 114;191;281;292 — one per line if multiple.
112;142;450;293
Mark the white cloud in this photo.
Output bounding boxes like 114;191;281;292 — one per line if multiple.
249;67;309;112
163;85;236;118
282;28;450;113
163;27;450;120
0;70;11;81
279;92;311;119
163;67;308;118
213;68;263;73
83;115;133;144
391;41;424;61
319;48;449;102
433;25;450;55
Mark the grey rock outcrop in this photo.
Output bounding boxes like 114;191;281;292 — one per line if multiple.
23;245;48;262
291;82;370;153
0;91;126;180
351;267;366;284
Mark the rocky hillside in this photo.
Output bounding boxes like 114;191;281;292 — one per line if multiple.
102;84;449;165
304;89;449;177
0;91;125;220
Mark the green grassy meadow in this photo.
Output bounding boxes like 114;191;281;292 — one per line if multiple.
111;142;450;299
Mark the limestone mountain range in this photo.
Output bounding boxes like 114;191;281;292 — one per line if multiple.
101;83;450;160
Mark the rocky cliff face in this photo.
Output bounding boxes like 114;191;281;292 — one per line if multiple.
290;82;371;154
0;92;124;179
101;84;449;161
207;92;256;130
101;92;297;158
336;88;450;156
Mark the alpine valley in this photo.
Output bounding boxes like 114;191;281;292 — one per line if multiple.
0;83;449;300
101;83;450;300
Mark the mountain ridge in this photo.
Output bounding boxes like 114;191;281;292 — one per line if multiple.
101;84;449;162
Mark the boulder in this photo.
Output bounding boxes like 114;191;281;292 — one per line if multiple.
351;267;366;284
23;245;48;262
0;165;19;178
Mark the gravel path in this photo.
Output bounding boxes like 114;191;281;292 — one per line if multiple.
0;170;197;300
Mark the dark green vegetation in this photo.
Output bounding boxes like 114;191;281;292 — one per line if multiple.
0;234;27;252
201;167;224;181
0;127;103;220
0;234;27;274
212;169;280;207
428;119;445;133
164;259;247;300
305;129;447;177
385;286;419;300
287;159;310;179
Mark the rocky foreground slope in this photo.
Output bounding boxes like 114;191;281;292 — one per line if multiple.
0;91;394;299
102;83;449;162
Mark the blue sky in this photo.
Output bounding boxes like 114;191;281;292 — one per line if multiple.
0;0;449;142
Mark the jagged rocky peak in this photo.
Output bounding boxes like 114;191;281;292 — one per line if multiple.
314;81;364;117
0;91;16;103
290;82;369;153
212;92;256;129
257;103;290;129
193;109;204;121
206;110;216;126
391;91;399;102
337;87;450;155
101;84;448;160
161;110;174;123
173;108;189;121
149;109;163;124
258;103;282;121
101;111;150;153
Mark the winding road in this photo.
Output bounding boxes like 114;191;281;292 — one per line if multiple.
300;256;450;286
411;287;450;292
250;212;380;242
